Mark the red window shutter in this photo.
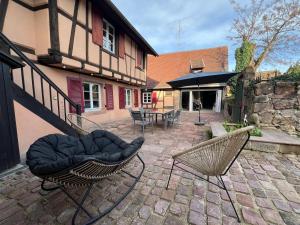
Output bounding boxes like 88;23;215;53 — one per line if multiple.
134;89;139;107
136;48;142;67
118;86;125;109
67;77;84;113
119;32;125;59
105;84;114;110
92;1;103;46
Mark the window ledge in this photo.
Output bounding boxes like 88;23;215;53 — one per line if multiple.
102;48;118;58
136;66;145;71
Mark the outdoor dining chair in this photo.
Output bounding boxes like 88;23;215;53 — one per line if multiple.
167;109;182;127
129;108;154;136
166;126;253;222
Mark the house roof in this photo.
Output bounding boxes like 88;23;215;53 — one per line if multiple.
147;46;228;89
97;0;158;56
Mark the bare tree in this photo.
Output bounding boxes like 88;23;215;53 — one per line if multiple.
229;0;300;71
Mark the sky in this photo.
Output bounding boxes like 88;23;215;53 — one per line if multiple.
111;0;290;72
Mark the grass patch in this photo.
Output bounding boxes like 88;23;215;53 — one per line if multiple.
223;122;262;137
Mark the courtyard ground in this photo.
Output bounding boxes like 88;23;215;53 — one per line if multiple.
0;112;300;225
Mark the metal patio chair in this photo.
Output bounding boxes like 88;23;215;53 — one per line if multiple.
129;108;154;136
67;113;102;136
27;130;145;225
167;109;182;127
166;126;253;222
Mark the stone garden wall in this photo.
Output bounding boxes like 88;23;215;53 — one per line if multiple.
251;81;300;136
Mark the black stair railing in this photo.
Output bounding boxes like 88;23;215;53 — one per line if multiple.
0;32;81;123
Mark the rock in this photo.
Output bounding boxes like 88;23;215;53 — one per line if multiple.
188;210;206;225
273;98;296;110
164;215;184;225
57;208;75;224
241;208;267;225
254;95;269;103
236;193;254;208
190;198;204;214
275;81;296;97
139;205;151;219
272;114;283;125
154;200;169;216
258;111;274;124
253;102;272;113
146;214;164;225
255;82;273;95
250;113;260;127
281;109;296;117
260;208;284;224
279;211;300;225
294;110;300;118
169;203;183;216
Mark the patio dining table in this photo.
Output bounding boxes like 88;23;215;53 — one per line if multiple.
144;108;175;130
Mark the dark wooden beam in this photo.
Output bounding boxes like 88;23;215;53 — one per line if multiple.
85;0;89;62
12;0;48;11
58;8;92;33
0;58;21;172
0;0;9;32
48;0;60;52
68;0;79;56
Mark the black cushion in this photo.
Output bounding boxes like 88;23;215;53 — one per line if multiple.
26;130;144;176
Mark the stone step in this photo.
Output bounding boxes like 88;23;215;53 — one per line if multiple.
210;122;300;154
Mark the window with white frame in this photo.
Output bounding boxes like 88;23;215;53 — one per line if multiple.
125;89;132;107
83;82;101;111
103;19;115;53
143;92;152;104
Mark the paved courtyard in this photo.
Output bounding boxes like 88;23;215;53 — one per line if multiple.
0;112;300;225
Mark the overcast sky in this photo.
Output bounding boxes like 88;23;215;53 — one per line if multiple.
111;0;289;72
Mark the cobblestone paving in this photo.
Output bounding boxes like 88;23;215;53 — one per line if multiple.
1;112;300;225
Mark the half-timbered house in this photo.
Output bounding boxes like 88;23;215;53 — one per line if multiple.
0;0;157;165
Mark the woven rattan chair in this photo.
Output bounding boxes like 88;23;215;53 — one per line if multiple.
166;126;254;222
67;113;102;136
27;130;145;225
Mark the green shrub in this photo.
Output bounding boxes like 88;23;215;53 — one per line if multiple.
272;62;300;82
223;122;262;137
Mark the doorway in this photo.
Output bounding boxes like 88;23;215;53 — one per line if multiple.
201;91;216;109
181;89;222;112
181;91;189;111
192;91;216;111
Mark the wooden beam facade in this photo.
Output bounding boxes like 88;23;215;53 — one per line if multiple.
4;0;147;87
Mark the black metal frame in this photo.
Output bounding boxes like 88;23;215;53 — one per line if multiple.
41;154;145;225
166;132;251;223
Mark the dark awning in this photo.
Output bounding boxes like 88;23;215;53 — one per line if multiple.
167;71;238;88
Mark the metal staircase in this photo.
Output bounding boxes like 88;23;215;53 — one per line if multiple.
0;32;81;136
0;32;81;172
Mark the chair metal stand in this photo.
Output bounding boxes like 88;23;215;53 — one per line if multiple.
166;160;241;223
41;154;145;225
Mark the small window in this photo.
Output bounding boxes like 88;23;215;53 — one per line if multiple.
103;19;115;54
83;82;101;111
125;89;132;107
143;92;152;104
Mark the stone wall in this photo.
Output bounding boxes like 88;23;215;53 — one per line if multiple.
251;81;300;136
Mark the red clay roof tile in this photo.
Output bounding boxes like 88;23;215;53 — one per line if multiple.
146;46;228;89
